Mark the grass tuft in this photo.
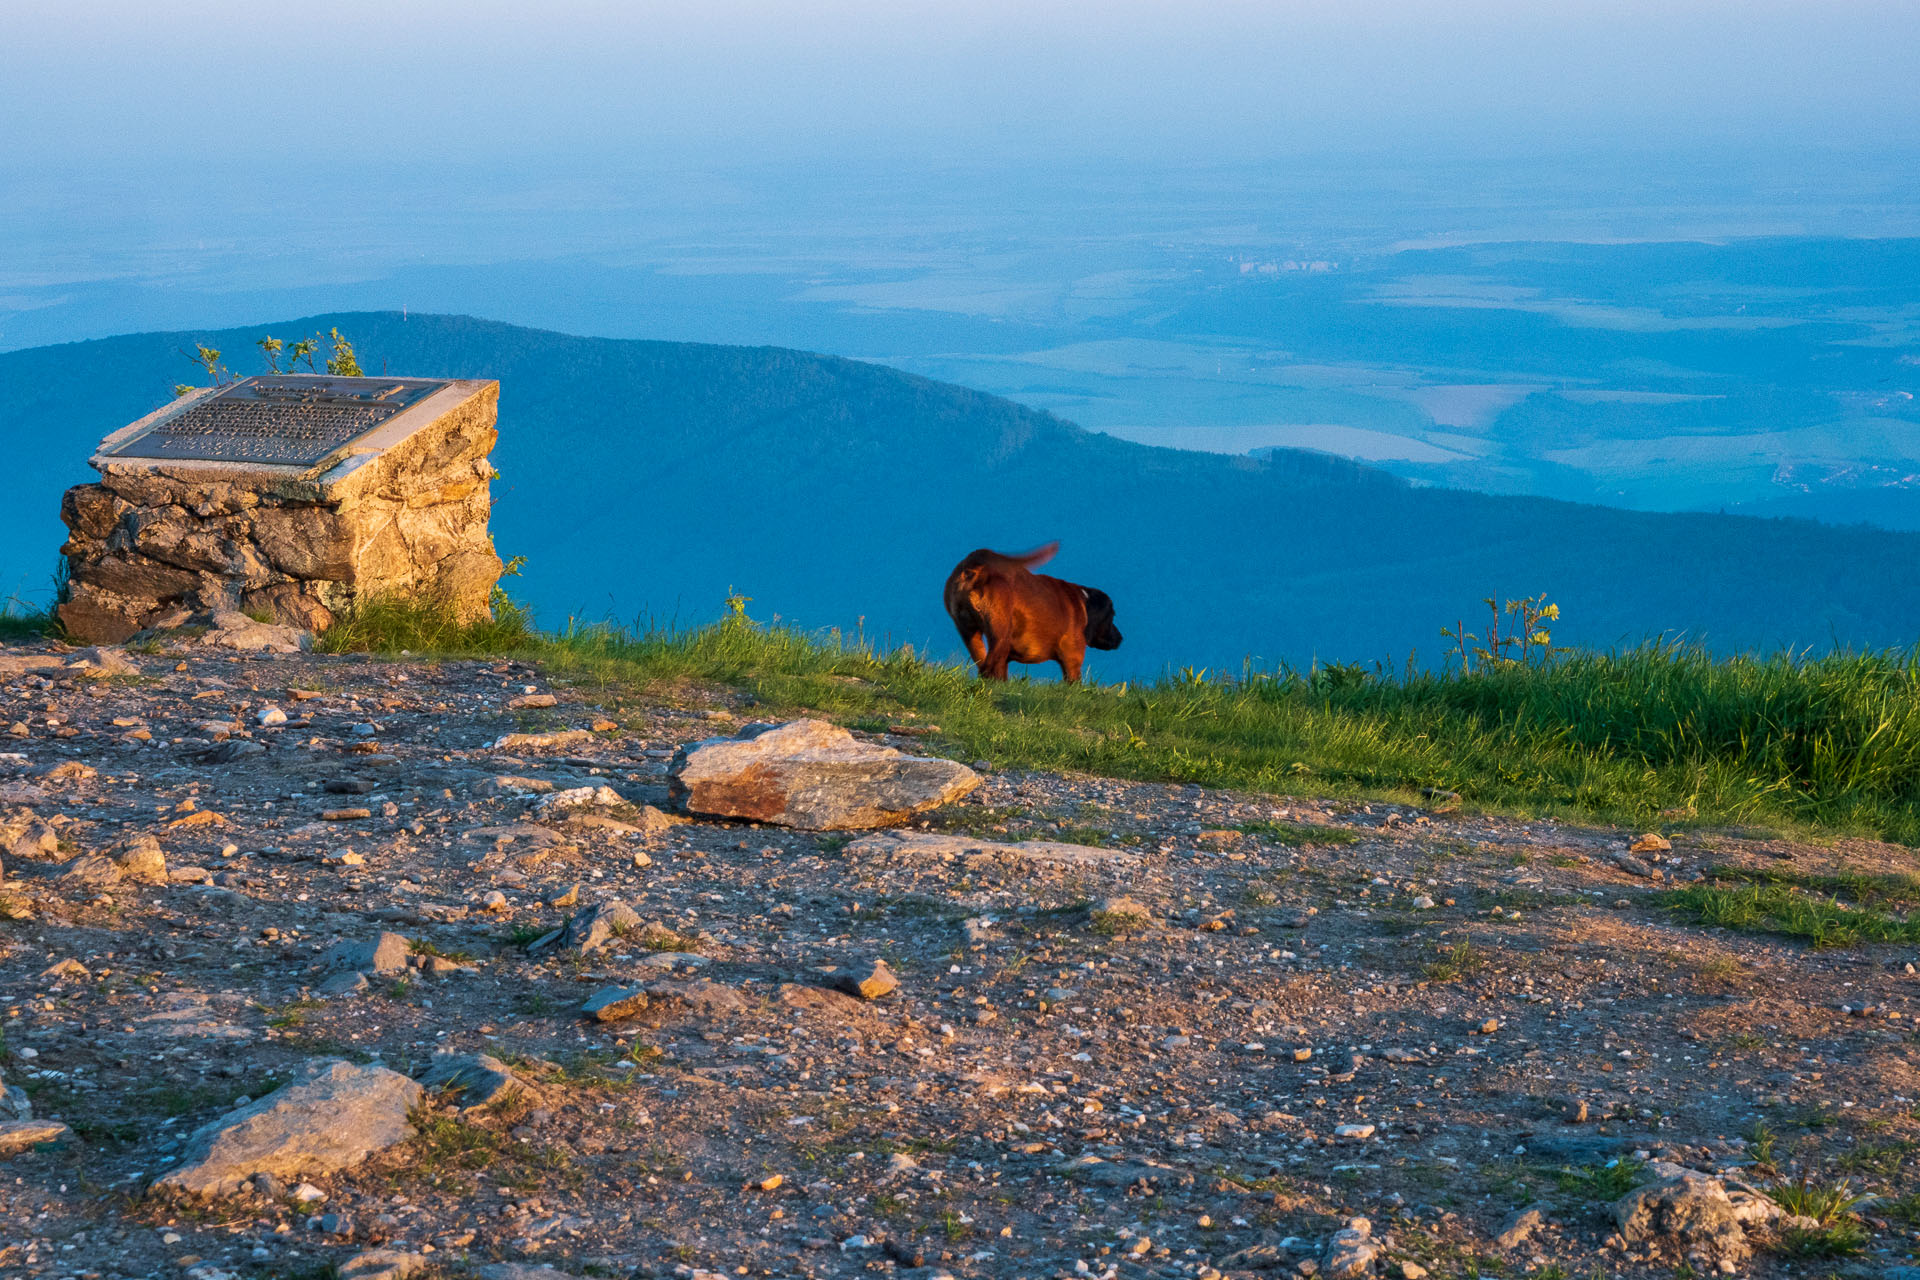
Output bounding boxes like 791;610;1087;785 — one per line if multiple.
0;600;57;642
1424;939;1486;982
1553;1157;1646;1200
1666;882;1920;947
315;590;536;656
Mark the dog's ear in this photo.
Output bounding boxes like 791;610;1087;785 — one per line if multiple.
1082;586;1123;650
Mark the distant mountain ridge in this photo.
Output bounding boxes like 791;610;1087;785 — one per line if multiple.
3;311;1919;674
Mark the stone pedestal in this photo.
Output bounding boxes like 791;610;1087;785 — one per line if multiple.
58;375;503;643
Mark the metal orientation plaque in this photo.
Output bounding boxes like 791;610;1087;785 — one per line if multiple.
104;376;446;467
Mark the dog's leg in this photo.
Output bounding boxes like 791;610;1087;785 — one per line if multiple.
1056;638;1085;684
981;636;1015;680
961;628;989;668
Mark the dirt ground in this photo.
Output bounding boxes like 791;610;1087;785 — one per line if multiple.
2;640;1918;1280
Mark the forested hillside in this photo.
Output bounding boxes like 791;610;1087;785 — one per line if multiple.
4;312;1918;673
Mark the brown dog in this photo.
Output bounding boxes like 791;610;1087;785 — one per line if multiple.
944;542;1122;683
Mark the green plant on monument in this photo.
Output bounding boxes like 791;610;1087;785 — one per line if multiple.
174;329;363;394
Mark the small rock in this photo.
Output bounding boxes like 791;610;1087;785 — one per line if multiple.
324;932;412;975
643;978;749;1016
417;1052;536;1111
1321;1217;1375;1279
336;1250;428;1280
490;729;595;752
506;693;557;709
1563;1097;1590;1123
202;615;312;654
0;808;58;862
0;1118;72;1155
109;832;168;883
317;971;370;997
1333;1123;1375;1140
0;1070;31;1121
827;957;899;1000
533;899;645;954
257;707;288;727
477;1265;582;1280
581;985;652;1022
1493;1206;1544;1250
1629;833;1673;853
534;785;629;816
59;853;122;886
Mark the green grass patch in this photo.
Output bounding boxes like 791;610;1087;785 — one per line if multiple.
1235;819;1358;846
318;594;1920;843
1769;1173;1871;1224
1767;1174;1872;1256
1423;939;1487;982
315;590;536;655
1553;1157;1646;1200
0;599;57;642
1701;863;1920;910
404;1109;508;1191
1088;904;1153;936
1667;882;1920;947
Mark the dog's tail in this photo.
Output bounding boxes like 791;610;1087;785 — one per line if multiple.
1001;541;1059;570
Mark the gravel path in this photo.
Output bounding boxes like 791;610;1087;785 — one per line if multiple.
1;641;1916;1280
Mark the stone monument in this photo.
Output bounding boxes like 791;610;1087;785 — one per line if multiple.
58;374;504;643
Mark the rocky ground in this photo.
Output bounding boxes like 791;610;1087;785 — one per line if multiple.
2;635;1920;1280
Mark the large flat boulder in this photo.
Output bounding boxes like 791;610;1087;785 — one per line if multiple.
152;1058;422;1197
668;719;979;829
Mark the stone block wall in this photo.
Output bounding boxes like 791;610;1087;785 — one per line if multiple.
57;381;504;643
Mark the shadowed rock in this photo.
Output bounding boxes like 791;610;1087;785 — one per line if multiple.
324;931;413;975
152;1058;422;1197
531;899;644;955
417;1052;536;1111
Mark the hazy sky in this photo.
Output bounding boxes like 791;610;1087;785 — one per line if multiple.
6;1;1919;171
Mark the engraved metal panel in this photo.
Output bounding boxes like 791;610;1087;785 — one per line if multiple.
105;376;446;467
